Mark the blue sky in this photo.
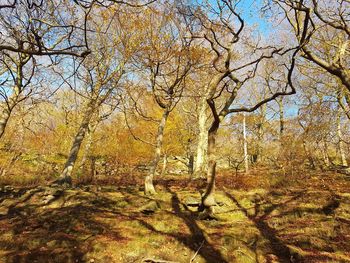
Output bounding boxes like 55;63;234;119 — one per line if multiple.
236;0;271;33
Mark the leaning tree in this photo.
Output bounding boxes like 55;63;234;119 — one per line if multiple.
181;0;299;217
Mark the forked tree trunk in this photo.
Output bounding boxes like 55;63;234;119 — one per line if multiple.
144;108;170;195
57;101;96;185
193;97;208;178
199;119;219;216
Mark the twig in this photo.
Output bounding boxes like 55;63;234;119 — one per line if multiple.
142;258;179;263
190;240;205;262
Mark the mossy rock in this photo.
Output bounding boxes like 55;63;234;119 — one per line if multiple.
184;196;200;206
139;200;160;215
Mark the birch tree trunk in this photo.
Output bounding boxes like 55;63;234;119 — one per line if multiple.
144;108;170;195
58;100;96;185
337;107;348;167
193;96;208;178
243;113;249;173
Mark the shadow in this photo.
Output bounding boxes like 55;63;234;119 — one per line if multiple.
1;182;349;263
0;187;128;263
224;190;306;263
136;186;228;263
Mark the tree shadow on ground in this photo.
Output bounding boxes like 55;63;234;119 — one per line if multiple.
136;186;229;263
223;188;350;263
224;190;305;263
0;185;229;263
1;184;349;263
0;187;128;263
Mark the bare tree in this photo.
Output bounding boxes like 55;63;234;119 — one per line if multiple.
182;0;297;217
138;9;194;195
54;7;134;185
0;0;90;57
0;51;37;138
272;0;350;91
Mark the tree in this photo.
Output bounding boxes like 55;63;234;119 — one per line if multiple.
0;0;93;139
0;0;90;57
272;0;350;91
182;0;297;217
55;5;137;184
136;7;195;195
0;51;36;138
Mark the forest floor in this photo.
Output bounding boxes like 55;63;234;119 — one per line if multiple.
0;170;350;263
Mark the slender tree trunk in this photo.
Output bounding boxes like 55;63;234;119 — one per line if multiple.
58;100;96;184
193;96;208;178
144;108;170;195
337;107;348;167
256;123;263;163
243;113;249;173
188;154;194;175
278;97;284;136
322;140;330;167
0;67;22;139
302;139;315;169
256;105;265;163
200;119;219;217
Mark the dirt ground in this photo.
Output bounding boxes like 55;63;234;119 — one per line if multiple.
0;170;350;263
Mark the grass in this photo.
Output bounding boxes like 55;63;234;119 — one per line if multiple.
0;170;349;262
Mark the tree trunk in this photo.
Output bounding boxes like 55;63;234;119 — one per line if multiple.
144;108;170;195
199;119;219;217
278;97;284;136
256;123;263;163
337;107;348;167
193;96;208;178
256;105;266;163
322;140;330;167
80;122;97;170
243;113;249;173
58;100;96;185
0;107;13;139
160;154;167;177
0;70;22;139
188;154;194;175
302;139;315;169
